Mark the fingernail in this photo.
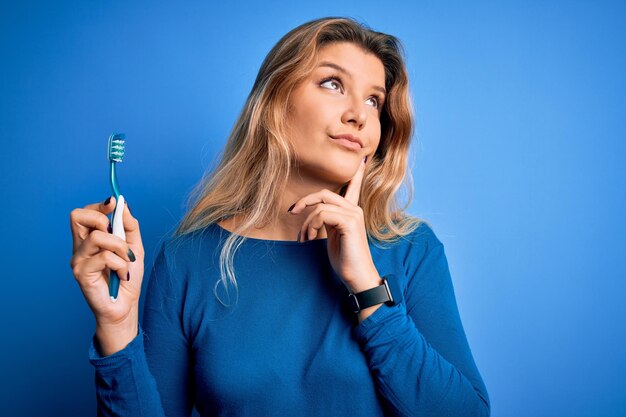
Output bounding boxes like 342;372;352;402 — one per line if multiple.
107;222;112;233
125;201;132;214
104;196;111;206
296;231;301;242
126;271;131;281
288;203;296;212
364;156;368;163
127;249;136;262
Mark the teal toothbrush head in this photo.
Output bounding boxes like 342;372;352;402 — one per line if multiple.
108;133;125;198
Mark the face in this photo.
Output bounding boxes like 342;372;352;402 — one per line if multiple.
286;42;386;186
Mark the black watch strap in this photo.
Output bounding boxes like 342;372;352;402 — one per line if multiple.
348;278;395;313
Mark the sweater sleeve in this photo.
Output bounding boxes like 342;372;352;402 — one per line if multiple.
353;232;490;417
89;243;194;417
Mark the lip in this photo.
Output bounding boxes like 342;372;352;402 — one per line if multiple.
329;134;363;148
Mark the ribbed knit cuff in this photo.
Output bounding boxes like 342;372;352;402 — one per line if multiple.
353;302;408;342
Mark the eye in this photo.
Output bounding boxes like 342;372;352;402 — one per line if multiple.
320;77;343;92
366;96;381;109
319;75;384;111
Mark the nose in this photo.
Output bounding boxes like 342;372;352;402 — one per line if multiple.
341;96;367;129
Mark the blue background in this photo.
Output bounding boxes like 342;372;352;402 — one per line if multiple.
1;1;624;416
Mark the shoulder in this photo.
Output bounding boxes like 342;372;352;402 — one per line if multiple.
371;216;444;254
151;224;224;274
165;222;222;252
144;225;224;301
403;219;443;250
369;217;447;281
368;218;451;306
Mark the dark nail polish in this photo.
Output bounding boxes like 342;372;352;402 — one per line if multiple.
288;203;296;212
126;271;131;281
104;196;111;206
364;156;368;163
107;223;112;233
127;249;136;262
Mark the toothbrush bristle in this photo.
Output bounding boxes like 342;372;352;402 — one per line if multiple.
108;133;126;163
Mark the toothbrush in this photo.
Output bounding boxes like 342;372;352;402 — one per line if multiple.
107;133;126;302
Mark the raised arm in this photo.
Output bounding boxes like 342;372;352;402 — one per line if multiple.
353;231;490;416
89;243;194;416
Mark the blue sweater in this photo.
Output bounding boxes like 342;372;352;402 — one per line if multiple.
89;221;490;416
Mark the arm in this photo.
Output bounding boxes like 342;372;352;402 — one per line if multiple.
89;244;194;417
353;234;490;416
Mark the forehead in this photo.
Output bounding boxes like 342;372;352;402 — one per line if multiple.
314;42;385;86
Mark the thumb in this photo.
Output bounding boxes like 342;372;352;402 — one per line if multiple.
343;156;367;205
119;198;144;251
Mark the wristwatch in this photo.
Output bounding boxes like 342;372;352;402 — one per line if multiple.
347;275;397;314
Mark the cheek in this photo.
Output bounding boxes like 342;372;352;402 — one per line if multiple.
369;122;382;150
292;100;334;136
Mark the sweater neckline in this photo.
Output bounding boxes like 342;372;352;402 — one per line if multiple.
212;223;327;246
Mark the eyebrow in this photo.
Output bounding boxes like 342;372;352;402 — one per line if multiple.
317;61;387;96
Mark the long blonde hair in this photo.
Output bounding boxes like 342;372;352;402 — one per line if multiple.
175;17;424;305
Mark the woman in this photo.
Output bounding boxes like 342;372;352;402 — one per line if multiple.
69;17;490;416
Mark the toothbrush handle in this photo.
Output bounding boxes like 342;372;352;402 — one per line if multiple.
109;195;127;302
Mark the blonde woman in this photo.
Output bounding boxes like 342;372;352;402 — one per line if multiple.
70;17;490;417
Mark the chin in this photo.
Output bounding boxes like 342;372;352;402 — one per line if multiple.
316;156;361;184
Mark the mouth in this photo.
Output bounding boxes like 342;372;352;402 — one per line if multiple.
329;134;363;150
329;136;362;151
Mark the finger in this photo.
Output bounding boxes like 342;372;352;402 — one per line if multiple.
83;196;117;214
70;197;117;251
70;208;110;242
343;157;367;206
74;229;135;263
301;209;357;242
289;189;354;215
298;204;347;241
73;250;130;289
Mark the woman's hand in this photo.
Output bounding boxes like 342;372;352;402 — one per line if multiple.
288;157;382;294
69;196;145;354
